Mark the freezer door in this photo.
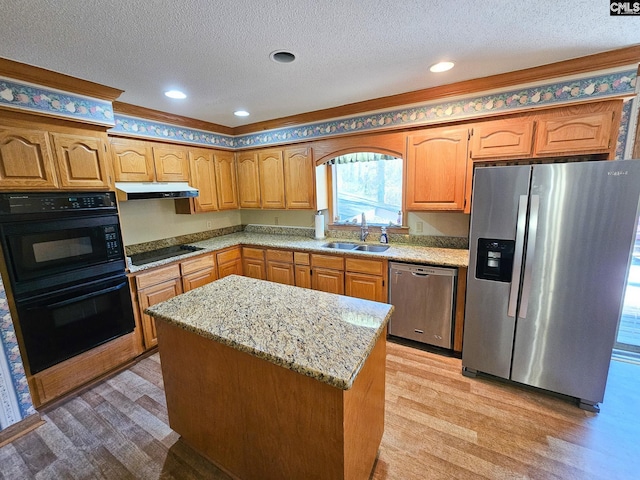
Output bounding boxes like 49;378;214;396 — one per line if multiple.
462;165;531;378
511;160;640;404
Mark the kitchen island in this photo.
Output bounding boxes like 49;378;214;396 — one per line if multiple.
145;275;393;480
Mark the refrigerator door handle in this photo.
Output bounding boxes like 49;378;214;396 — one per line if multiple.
507;195;529;317
518;194;540;319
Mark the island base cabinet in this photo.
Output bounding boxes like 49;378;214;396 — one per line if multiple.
156;320;386;480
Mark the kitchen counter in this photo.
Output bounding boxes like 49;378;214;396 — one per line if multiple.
127;231;469;273
145;275;393;389
147;275;391;479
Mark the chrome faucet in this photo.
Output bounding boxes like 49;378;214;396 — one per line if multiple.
360;212;369;242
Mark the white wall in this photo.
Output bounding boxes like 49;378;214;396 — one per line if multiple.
407;212;470;237
118;199;241;246
239;209;318;228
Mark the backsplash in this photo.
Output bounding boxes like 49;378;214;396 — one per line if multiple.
243;224;316;238
125;225;244;255
326;229;468;249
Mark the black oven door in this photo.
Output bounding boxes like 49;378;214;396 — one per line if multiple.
0;214;124;298
14;274;135;374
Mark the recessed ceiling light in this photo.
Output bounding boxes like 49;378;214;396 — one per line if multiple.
429;61;454;73
270;50;296;64
234;110;250;117
164;89;187;99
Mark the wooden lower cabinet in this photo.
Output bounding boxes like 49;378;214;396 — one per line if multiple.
181;253;217;291
266;249;295;285
28;331;140;407
217;246;243;278
136;266;183;349
344;257;387;303
311;254;345;294
294;252;312;288
242;247;266;280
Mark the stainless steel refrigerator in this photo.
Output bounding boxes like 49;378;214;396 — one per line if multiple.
462;159;640;412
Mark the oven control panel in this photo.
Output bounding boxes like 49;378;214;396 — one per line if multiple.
0;192;117;215
103;225;122;258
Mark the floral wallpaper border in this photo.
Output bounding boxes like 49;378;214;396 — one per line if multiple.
111;115;235;149
616;99;634;160
0;77;115;126
234;69;638;148
0;277;35;430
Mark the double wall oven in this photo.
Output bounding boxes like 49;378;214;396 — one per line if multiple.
0;192;134;374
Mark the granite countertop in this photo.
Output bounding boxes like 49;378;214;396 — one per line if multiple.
145;275;393;390
127;231;469;273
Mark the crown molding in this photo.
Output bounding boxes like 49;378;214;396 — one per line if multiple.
233;45;640;135
0;57;123;101
113;101;234;136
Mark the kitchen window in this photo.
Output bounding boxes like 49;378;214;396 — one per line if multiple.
330;152;403;226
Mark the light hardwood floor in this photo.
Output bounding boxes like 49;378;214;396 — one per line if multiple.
0;342;638;479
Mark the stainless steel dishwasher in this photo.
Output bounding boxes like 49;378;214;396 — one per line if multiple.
388;262;457;349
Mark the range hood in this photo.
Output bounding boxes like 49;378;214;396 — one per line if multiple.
115;182;199;201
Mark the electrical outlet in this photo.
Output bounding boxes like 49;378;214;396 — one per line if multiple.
206;221;212;229
274;217;279;225
416;221;423;233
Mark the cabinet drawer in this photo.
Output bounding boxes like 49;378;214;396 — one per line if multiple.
242;247;265;260
180;253;215;275
135;264;181;290
266;249;293;263
311;254;344;270
217;247;241;264
345;257;385;275
294;252;310;265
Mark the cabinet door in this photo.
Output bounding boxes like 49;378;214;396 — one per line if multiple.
188;148;218;212
152;145;189;181
50;132;110;189
218;258;243;278
182;268;217;292
284;147;315;209
267;261;295;285
236;151;261;208
406;126;469;211
345;272;384;302
242;247;266;279
217;247;243;278
470;119;535;160
110;138;155;181
214;151;239;210
295;265;312;289
138;278;183;349
258;149;285;209
534;111;614;156
0;127;59;189
312;268;344;295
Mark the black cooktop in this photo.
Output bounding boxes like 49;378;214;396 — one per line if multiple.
129;244;204;266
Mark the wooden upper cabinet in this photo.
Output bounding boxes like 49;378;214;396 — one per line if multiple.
534;110;615;156
470;119;535;160
284;148;316;209
214;151;239;210
50;132;110;189
236;151;261;208
188;148;218;212
110;137;155;181
0;126;59;189
284;147;315;209
258;149;285;209
405;126;469;211
152;145;189;181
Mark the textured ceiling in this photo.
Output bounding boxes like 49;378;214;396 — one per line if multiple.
0;0;639;128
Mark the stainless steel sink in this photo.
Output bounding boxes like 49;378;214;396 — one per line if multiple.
354;245;390;252
322;242;358;250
